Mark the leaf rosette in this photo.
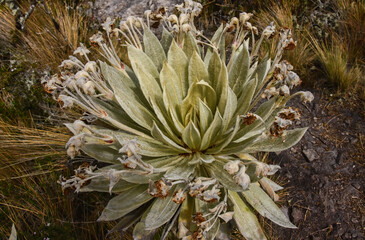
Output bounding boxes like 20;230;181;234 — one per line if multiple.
47;2;314;239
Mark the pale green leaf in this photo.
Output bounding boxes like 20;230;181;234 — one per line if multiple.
151;122;190;153
205;159;243;192
242;183;297;228
182;121;201;150
235;77;258;117
133;222;155;240
161;27;173;54
80;176;136;193
128;45;159;79
243;128;308;153
164;156;196;180
160;61;183;109
222;87;237;131
81;144;120;164
208;50;222;92
207;116;240;154
229;41;250;95
183;32;199;59
189;51;209;86
100;62;155;131
143;25;166;70
217;61;229;114
98;185;153;221
167;40;189;97
145;187;180;230
229;191;267;240
198;99;213;135
200;109;223;150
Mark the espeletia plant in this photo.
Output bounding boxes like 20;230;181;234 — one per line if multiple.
44;1;314;239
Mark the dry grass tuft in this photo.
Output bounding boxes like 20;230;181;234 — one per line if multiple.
0;0;89;69
0;119;122;239
254;1;315;78
309;34;364;95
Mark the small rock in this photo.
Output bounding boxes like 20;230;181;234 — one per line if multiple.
303;149;320;162
291;207;303;224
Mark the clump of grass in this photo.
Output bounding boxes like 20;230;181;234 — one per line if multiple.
0;0;89;70
254;0;315;78
310;34;364;95
0;118;122;239
335;0;365;63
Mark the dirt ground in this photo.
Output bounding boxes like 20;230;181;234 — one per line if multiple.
269;86;365;240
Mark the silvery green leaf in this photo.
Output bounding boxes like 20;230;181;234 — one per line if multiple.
203;218;220;240
204;24;225;66
164;156;196;180
259;177;283;191
178;195;194;231
151;122;190;153
92;98;150;135
9;224;17;240
235;77;257;117
220;134;261;155
189;51;209;86
229;191;267;240
208;50;222;92
217;61;229;114
98;185;153;221
128;45;159;79
145;187;180;230
182;121;201;150
181;81;217;122
161;27;173;54
109;206;147;234
113;131;180;157
243;128;308;153
143;25;166;71
259;178;280;201
133;222;155;240
233;96;278;142
222;87;237;131
133;63;182;143
198;99;213;135
80;175;136;193
242;183;297;228
205;159;243;192
183;32;199;59
100;62;155;131
207;116;240;154
168;40;189;97
229;41;250;95
120;171;163;184
160;61;183;110
254;58;271;95
81;144;120;164
146;156;183;169
200;109;223;150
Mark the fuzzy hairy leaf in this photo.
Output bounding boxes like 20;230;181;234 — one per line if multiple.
143;25;166;71
161;27;173;54
98;185;152;221
229;191;267;240
205;159;243;192
243;128;308;153
168;40;189;97
101;62;155;131
229;41;250;95
182;121;201;150
242;183;296;228
144;186;180;230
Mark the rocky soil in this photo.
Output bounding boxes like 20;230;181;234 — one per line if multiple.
271;87;365;239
